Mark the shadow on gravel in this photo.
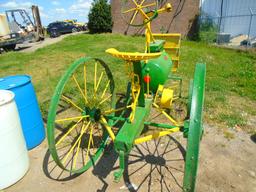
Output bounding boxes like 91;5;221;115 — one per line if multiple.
93;135;185;192
42;134;185;192
42;149;82;181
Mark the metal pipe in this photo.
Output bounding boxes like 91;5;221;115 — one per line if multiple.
247;8;253;48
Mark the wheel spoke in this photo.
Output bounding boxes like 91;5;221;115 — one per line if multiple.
55;115;89;123
95;72;104;94
48;57;113;173
62;121;91;164
85;124;94;162
153;103;180;126
84;64;87;100
99;94;112;105
140;0;146;6
94;62;97;95
62;95;83;112
100;116;115;140
56;118;83;146
72;74;88;103
73;136;82;169
122;7;137;14
131;0;139;6
130;10;139;25
141;2;156;9
101;80;110;99
103;105;131;115
139;8;150;20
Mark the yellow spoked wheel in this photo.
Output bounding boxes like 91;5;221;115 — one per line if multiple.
121;0;158;27
47;57;128;173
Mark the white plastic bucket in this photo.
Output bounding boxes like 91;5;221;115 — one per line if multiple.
0;90;29;189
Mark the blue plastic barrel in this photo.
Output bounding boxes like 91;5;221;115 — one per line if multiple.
0;75;45;149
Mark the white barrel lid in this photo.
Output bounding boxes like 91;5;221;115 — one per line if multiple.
0;90;15;106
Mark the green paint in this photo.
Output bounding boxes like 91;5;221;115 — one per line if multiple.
149;40;165;52
114;150;125;182
183;63;206;192
144;121;180;129
133;61;145;107
114;99;152;154
142;51;173;93
47;57;112;173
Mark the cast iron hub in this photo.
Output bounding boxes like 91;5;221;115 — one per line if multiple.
84;107;101;122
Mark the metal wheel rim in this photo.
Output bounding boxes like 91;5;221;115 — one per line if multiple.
47;57;114;174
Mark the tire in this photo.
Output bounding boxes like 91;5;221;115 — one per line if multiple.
50;30;59;38
72;28;78;33
3;44;16;51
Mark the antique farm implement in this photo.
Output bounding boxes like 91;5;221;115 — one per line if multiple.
47;1;206;191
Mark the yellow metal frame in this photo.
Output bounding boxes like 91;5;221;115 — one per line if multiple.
152;33;181;72
134;127;180;145
101;1;182;145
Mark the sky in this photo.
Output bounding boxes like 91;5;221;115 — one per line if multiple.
0;0;93;26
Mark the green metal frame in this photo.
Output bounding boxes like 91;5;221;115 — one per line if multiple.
46;1;207;188
47;58;206;191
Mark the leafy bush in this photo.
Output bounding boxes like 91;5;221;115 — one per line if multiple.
199;14;218;43
88;0;113;33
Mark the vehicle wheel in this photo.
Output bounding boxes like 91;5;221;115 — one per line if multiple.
3;44;16;51
72;28;78;33
183;63;206;192
47;57;130;173
50;30;59;38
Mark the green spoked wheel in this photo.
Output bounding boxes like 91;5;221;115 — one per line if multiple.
183;63;206;192
121;0;158;27
47;57;120;174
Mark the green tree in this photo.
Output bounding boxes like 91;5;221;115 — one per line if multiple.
88;0;113;33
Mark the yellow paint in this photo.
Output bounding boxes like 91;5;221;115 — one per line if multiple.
55;115;89;123
105;48;161;61
94;62;97;95
95;72;104;93
134;127;180;144
99;94;112;105
153;103;180;126
152;33;181;72
85;124;94;162
130;10;139;25
62;95;83;112
101;80;110;99
101;117;115;141
73;135;82;168
62;121;91;164
103;105;131;115
130;86;140;122
56;118;83;146
72;74;88;103
157;3;172;14
160;88;174;108
123;7;136;14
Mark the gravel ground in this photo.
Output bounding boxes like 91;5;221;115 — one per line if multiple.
15;32;84;53
2;123;256;192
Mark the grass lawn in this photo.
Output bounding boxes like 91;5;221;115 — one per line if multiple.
0;33;255;134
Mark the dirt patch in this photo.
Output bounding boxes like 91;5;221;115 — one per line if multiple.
3;123;256;192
